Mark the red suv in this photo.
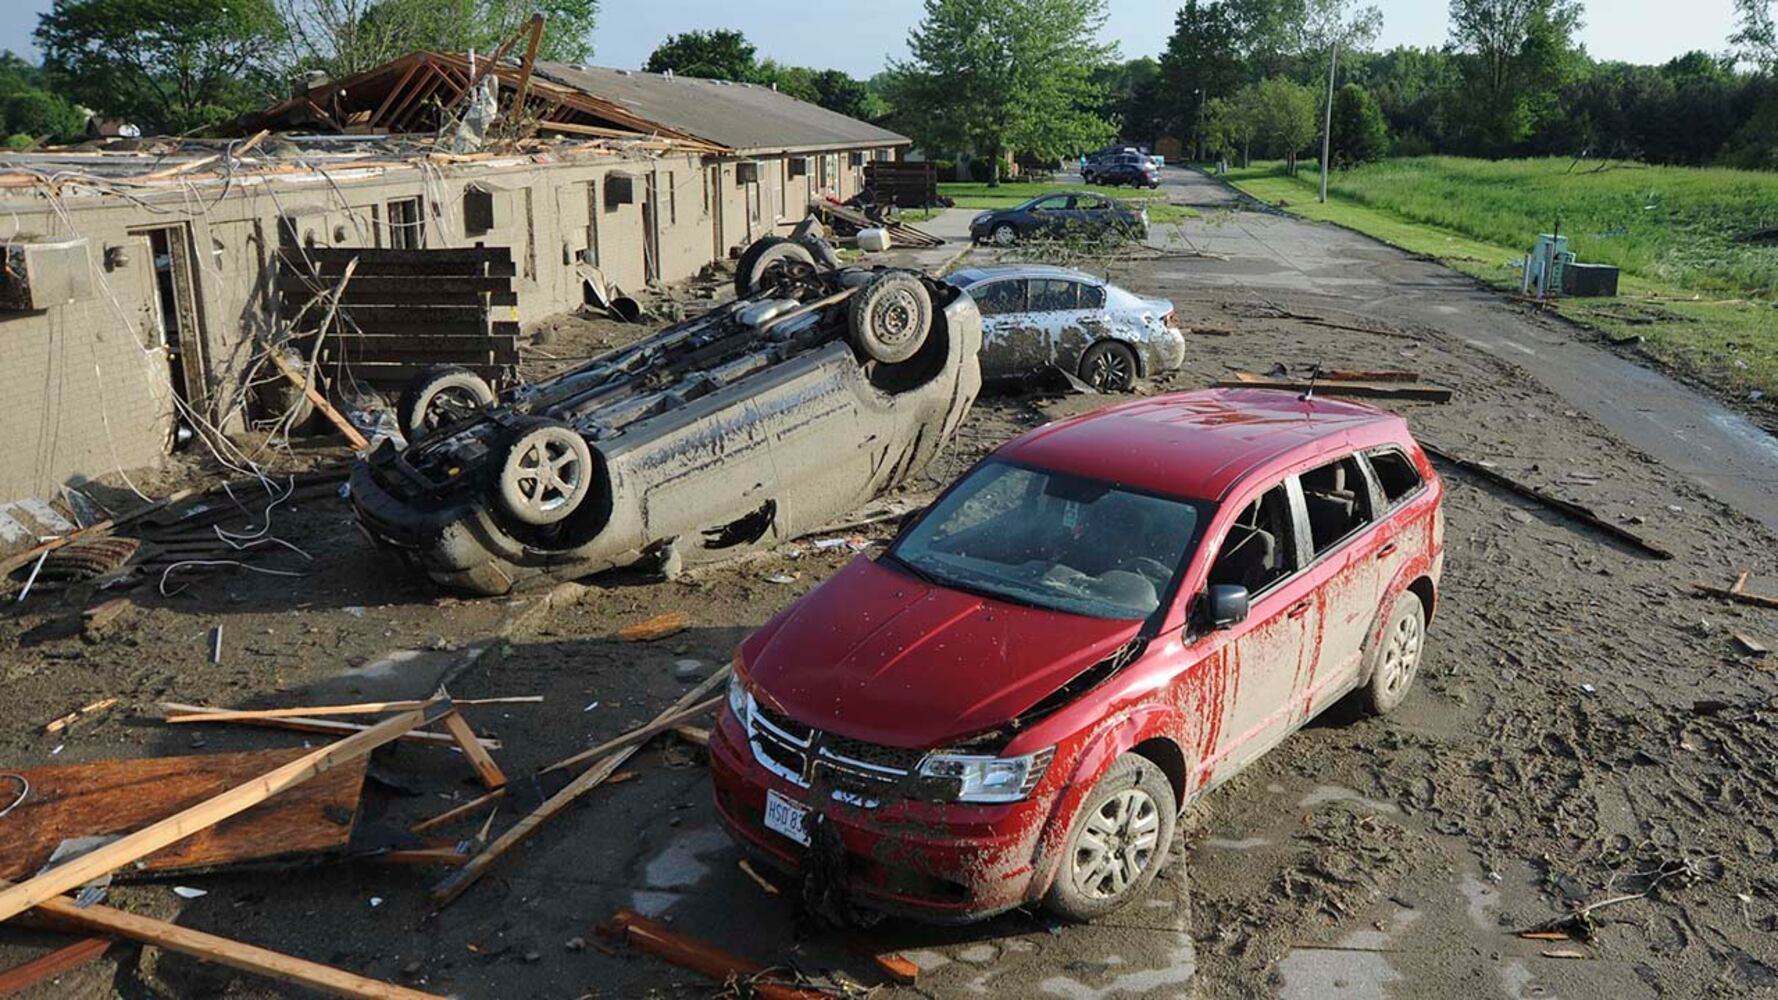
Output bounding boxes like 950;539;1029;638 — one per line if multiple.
710;388;1444;922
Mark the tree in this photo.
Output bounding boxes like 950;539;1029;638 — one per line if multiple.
1252;76;1319;172
1447;0;1584;153
1159;1;1244;156
1734;0;1777;72
1329;82;1388;164
645;29;756;81
756;59;818;102
277;0;598;77
36;0;286;133
809;68;879;119
887;0;1116;185
0;52;85;139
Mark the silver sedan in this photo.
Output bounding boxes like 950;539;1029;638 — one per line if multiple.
947;265;1184;392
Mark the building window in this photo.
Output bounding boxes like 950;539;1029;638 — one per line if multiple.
386;197;423;249
788;157;808;179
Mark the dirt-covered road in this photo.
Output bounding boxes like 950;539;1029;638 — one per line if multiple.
2;172;1776;999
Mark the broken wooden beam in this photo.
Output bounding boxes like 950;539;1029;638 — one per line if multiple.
1215;373;1452;403
162;696;538;723
0;936;111;994
409;788;505;834
617;610;689;642
1419;443;1674;560
43;697;118;735
539;696;722;774
1693;581;1778;610
439;709;507;790
606;910;829;1000
0;700;448;922
4;880;444;999
266;351;369;451
672;724;711;748
430;670;729;907
158;702;500;750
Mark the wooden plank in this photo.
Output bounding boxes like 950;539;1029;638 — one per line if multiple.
540;697;722;775
1694;582;1778;610
0;749;367;882
305;362;513;386
163;696;539;723
1212;375;1453;403
409;788;505;834
278;247;512;268
672;725;711;748
158;702;500;750
7;884;445;999
0;936;112;995
283;286;516;308
279;307;494;337
276;275;514;296
618;611;690;642
297;258;517;278
431;670;730;907
292;333;517;358
266;351;370;451
43;697;117;734
607;910;829;1000
1420;443;1674;560
439;710;507;790
367;58;424;128
0;702;445;922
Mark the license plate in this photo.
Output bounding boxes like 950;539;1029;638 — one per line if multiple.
763;789;810;847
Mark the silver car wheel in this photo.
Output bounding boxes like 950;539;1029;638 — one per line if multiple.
1072;787;1161;900
497;423;593;526
992;223;1017;246
1377;607;1424;696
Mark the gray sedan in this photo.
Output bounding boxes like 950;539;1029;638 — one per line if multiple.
948;265;1184;391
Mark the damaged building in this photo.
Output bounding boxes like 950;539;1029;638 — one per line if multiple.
0;50;909;507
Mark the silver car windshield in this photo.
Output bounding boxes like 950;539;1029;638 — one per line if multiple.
887;460;1206;620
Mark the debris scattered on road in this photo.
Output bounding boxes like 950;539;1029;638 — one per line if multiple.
43;697;118;735
1421;442;1674;559
0;937;112;994
1733;633;1769;657
603;909;830;1000
1694;573;1778;610
738;859;781;896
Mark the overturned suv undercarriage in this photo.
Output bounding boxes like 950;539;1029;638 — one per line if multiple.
350;232;984;595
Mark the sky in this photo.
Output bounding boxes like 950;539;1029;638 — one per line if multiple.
0;0;1748;76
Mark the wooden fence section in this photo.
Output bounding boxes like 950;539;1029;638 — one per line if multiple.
277;246;520;386
864;161;939;208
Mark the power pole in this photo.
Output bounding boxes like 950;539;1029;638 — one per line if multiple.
1319;37;1338;203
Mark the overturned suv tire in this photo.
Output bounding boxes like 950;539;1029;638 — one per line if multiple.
493;418;595;527
397;365;496;441
848;271;931;365
734;237;816;298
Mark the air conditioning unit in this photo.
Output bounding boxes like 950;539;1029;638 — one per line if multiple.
0;239;92;311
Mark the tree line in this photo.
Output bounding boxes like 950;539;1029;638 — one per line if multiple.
888;0;1778;177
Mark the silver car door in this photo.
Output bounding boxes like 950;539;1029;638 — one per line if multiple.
974;279;1043;376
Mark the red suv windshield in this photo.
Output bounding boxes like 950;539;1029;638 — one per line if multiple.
886;460;1208;620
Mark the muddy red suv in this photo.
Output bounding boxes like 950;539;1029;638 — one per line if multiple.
710;388;1444;922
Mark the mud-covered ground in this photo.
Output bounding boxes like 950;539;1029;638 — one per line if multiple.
3;225;1778;999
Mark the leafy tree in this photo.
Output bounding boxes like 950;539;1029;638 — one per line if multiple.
1734;0;1777;72
1253;76;1319;172
810;68;878;119
645;28;757;81
1447;0;1585;153
0;52;86;138
1159;1;1244;155
1350;46;1460;154
36;0;286;133
277;0;598;77
756;59;818;102
1201;90;1262;165
1329;81;1388;164
887;0;1116;185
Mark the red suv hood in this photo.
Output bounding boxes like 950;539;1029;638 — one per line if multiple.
742;557;1142;749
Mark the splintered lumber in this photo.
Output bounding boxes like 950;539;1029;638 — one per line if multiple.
539;696;722;774
159;702;500;750
1694;580;1778;610
0;701;447;923
1419;443;1674;560
618;610;689;642
439;710;507;789
1214;373;1453;403
0;749;368;882
265;351;370;451
0;936;111;994
672;725;711;748
409;788;505;834
431;670;730;906
608;910;829;1000
163;696;539;723
5;881;443;1000
43;697;118;734
1320;369;1423;383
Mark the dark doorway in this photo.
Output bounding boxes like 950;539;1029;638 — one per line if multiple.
130;225;207;426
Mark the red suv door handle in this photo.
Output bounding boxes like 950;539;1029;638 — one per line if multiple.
1287;600;1311;620
1375;543;1398;560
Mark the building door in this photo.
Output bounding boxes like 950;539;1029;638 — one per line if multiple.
642;173;659;284
709;165;723;262
128;224;208;422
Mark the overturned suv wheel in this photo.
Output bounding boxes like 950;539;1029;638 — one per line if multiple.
398;365;496;441
1045;752;1176;922
848;272;931;364
734;237;816;298
494;419;594;526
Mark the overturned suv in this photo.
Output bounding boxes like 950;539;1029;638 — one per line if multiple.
351;233;983;595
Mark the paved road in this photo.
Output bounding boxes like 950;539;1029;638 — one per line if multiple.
1150;166;1778;532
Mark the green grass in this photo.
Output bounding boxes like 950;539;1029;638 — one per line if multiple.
1223;159;1778;404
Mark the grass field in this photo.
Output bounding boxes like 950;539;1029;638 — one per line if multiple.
906;181;1197;224
1224;158;1778;405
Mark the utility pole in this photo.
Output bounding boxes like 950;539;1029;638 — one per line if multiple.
1319;37;1338;203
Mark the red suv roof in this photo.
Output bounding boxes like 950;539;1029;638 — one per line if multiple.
996;388;1404;502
